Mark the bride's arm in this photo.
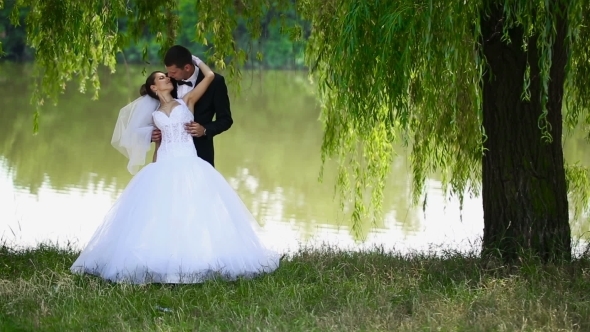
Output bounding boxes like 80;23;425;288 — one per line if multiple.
182;59;215;111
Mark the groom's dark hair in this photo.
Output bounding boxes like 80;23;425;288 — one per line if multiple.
164;45;193;68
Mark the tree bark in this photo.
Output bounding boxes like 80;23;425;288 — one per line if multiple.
480;2;571;263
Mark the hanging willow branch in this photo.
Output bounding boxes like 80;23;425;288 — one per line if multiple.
2;0;178;131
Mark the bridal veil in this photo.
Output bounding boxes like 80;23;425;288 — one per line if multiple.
111;95;159;174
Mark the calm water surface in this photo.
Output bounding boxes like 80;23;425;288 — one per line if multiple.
1;65;589;254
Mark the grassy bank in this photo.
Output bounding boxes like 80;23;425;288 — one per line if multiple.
2;244;590;331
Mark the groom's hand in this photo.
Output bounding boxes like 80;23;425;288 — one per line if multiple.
151;129;162;142
185;121;206;137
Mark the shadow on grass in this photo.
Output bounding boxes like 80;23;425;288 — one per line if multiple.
2;240;590;331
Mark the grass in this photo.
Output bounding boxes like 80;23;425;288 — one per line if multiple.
2;243;590;331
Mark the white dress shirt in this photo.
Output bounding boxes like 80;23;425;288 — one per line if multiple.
176;67;200;98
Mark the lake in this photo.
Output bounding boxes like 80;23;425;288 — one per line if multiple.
1;64;589;254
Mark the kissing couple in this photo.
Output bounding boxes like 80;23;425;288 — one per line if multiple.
70;45;280;284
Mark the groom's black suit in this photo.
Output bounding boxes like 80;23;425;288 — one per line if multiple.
179;70;233;168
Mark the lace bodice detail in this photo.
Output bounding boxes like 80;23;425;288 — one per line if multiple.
152;99;197;160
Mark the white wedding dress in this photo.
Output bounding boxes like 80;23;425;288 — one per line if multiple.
70;99;280;284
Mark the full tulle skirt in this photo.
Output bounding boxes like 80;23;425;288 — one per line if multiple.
70;155;280;284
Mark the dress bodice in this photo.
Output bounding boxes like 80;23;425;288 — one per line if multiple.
152;99;197;160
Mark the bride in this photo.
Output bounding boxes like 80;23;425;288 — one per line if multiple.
70;58;280;284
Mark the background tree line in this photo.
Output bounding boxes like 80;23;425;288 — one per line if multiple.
0;0;309;69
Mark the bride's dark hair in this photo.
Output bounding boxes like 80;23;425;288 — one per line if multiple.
139;71;177;100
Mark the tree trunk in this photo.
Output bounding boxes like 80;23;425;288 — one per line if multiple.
480;2;571;263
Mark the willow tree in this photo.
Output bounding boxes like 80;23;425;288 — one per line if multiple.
197;0;590;263
3;0;590;262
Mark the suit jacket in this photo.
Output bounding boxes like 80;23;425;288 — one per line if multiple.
177;70;233;167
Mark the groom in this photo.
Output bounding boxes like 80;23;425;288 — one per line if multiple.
151;45;233;167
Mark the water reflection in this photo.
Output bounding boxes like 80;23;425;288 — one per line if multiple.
0;64;588;254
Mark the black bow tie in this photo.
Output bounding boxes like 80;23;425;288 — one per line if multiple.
177;80;193;87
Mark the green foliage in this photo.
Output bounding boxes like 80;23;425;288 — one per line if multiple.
566;163;590;221
0;0;3;63
0;0;307;67
564;2;590;133
0;0;307;115
2;0;590;229
1;0;179;132
0;3;29;60
194;0;304;84
293;1;590;226
305;1;486;224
